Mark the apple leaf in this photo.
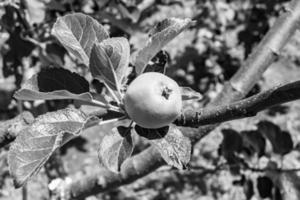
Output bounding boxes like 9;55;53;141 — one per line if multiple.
257;176;273;198
14;68;98;103
136;125;191;169
90;38;129;92
90;43;119;92
220;129;243;154
180;87;203;101
135;125;168;140
257;120;293;155
241;130;266;157
133;18;193;74
90;37;130;90
98;126;133;173
8;108;89;188
52;13;109;66
143;50;169;74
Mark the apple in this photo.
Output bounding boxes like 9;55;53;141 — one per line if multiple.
123;72;182;129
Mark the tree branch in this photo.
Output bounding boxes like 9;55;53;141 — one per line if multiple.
175;80;300;127
57;147;165;199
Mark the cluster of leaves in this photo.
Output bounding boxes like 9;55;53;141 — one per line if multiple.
0;0;185;116
6;12;204;188
217;120;294;199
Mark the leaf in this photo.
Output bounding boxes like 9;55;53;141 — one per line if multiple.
257;121;293;155
133;18;193;74
90;37;130;89
135;125;168;140
90;43;119;91
143;50;169;74
103;38;130;84
257;176;274;198
8;108;88;188
244;179;254;200
144;125;191;169
52;13;109;66
90;38;129;92
2;19;35;77
98;126;133;173
241;130;265;157
44;42;66;67
221;129;243;154
14;68;96;102
220;129;243;175
180;87;203;101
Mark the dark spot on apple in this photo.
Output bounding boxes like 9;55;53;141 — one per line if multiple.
162;86;173;99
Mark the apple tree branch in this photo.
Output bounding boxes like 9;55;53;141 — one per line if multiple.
175;80;300;127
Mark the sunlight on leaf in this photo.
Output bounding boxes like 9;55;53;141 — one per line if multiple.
14;68;97;103
100;37;130;85
143;50;169;74
90;41;124;92
134;18;193;74
52;13;109;66
98;126;133;173
135;125;191;169
8;108;89;188
257;121;293;155
241;130;266;157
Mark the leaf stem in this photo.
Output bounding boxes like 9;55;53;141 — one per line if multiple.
108;105;125;113
104;82;122;106
90;100;124;114
98;116;127;126
90;99;109;108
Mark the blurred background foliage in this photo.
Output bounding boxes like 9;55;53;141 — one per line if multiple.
1;0;300;199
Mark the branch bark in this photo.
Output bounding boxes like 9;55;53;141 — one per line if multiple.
175;80;300;127
58;0;300;199
60;147;165;199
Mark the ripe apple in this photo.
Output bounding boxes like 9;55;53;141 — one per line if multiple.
123;72;182;129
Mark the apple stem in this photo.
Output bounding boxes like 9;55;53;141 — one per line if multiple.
162;86;173;100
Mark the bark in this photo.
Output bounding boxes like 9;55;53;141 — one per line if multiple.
175;80;300;127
